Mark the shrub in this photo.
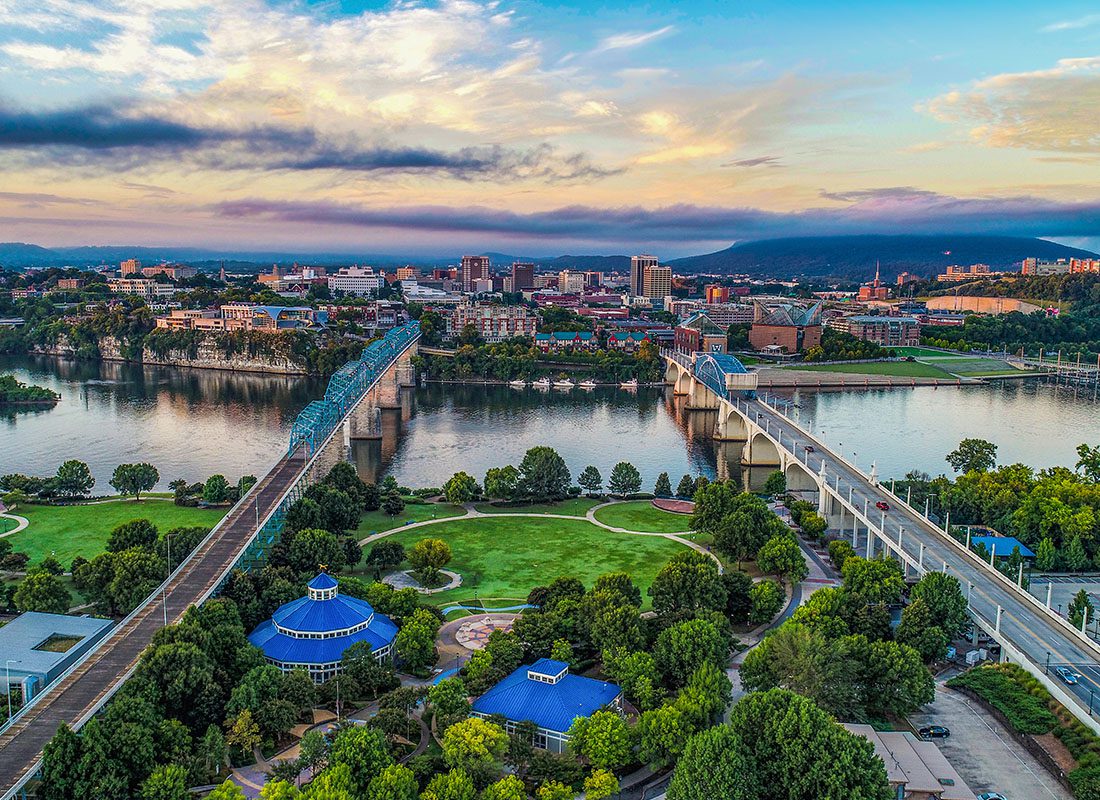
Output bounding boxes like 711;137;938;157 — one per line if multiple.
946;665;1057;734
827;540;855;570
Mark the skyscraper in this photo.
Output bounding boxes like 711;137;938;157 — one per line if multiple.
630;254;658;296
461;255;491;292
642;265;672;299
511;261;535;291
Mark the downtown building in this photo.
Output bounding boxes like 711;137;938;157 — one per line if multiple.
630;254;659;296
328;267;384;296
447;302;537;342
461;255;491;292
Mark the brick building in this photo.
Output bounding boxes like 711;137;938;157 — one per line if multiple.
748;301;822;353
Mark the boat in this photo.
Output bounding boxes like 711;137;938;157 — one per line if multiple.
619;378;639;389
552;378;576;389
578;380;598;389
509;379;528;388
532;377;551;389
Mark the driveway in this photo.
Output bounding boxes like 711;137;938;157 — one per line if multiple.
909;683;1072;800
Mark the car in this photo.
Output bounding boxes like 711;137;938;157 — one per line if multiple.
1055;666;1080;685
804;445;815;452
977;793;1008;800
918;725;950;739
875;501;890;511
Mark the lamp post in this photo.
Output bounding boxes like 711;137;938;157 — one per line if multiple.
5;660;20;721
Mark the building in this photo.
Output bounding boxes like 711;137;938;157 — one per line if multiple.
1022;258;1071;276
401;281;464;305
558;270;587;295
119;258;141;275
154;303;327;331
630;254;658;296
248;573;398;683
395;266;419;280
642;265;672;299
55;278;84;291
0;611;113;702
748;301;822;353
607;331;649;351
534;331;596;351
897;271;919;287
108;277;178;299
704;284;730;304
936;263;993;282
583;271;603;288
675;312;728;354
1071;258;1100;274
511;262;535;291
968;535;1035;561
858;265;890;301
843;724;976;800
448;302;537;342
842;316;921;347
461;255;491;292
142;264;197;280
328;267;384;296
471;658;623;753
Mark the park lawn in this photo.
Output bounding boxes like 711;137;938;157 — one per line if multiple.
892;346;960;358
785;361;954;378
6;500;226;566
473;498;600;517
593;500;692;533
355;503;466;536
382;516;689;610
0;517;17;534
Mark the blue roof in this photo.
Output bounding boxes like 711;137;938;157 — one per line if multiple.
309;572;339;590
971;536;1036;558
471;662;621;734
272;592;381;633
248;618;397;666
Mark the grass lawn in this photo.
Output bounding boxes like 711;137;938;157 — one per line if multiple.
382;516;689;609
593;500;692;533
0;517;17;534
785;361;954;378
473;498;600;517
892;346;960;358
355;503;466;536
6;500;226;566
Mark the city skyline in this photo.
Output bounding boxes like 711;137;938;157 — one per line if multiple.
2;0;1100;255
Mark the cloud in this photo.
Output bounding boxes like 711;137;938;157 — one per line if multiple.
0;191;101;207
922;57;1100;152
0;104;215;150
210;189;1100;242
1041;14;1100;32
723;156;782;168
594;25;674;53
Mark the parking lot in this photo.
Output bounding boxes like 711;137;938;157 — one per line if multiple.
909;682;1072;800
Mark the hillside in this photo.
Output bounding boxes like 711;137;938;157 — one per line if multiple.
667;235;1099;281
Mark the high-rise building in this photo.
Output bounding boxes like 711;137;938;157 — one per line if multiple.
642;265;672;299
327;267;384;296
896;271;918;286
461;256;491;292
630;255;658;296
120;258;141;275
583;271;603;288
511;262;535;291
396;266;419;280
558;270;587;294
704;284;729;304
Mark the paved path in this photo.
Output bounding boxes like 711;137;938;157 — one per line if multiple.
0;513;29;538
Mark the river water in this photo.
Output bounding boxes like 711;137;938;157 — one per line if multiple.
2;355;1097;491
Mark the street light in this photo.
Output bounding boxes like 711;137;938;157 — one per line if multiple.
5;659;20;721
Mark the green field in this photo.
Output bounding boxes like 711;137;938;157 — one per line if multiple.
6;500;227;566
356;503;467;536
473;498;600;517
382;516;689;608
593;500;691;533
786;361;954;378
892;346;958;358
0;517;17;535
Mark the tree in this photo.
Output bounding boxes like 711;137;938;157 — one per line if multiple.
536;782;574;800
207;781;248;800
578;465;603;495
287;528;345;574
260;782;302;800
1070;588;1095;629
841;557;904;606
442;717;509;784
1066;534;1089;572
1076;443;1100;482
107;518;159;552
39;723;82;800
481;775;526;800
225;708;261;755
429;677;471;731
655;618;729;686
203;474;231;504
909;572;968;637
285;498;324;534
363;483;382;511
110;462;159;500
395;607;440;672
799;511;827;540
755;535;808;583
383;491;405;517
1036;537;1056;571
583;770;619;800
421;769;476;800
676;474;696;498
14;570;72;613
483;466;520;501
368;764;418;800
567;710;632;771
648;551;726;614
140;765;190;800
762;471;786;496
827;540;855;570
748;579;784;625
667;689;891;800
654;472;672;497
602;648;663;711
444;472;480;504
329;725;392;794
550;638;574;665
722;570;754;624
366;541;406;573
864;640;934;716
896;599;948;663
516;446;571;500
637;705;689;769
408;538;452;584
55;459;94;497
946;438;998;474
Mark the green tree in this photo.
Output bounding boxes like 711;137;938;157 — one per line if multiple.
637;704;689;768
895;599;948;663
140;765;190;800
602;648;664;711
298;729;329;777
55;459;94;497
536;781;573;800
516;446;571;500
1076;443;1100;482
481;775;526;800
134;641;218;730
946;438;998;473
329;725;392;794
260;782;301;800
799;511;828;540
667;689;892;800
755;535;808;583
550;638;574;665
396;607;440;672
422;769;476;800
827;540;855;570
366;541;406;572
841;557;904;606
408;538;453;584
909;572;968;637
203;474;231;504
1066;534;1089;572
107;518;159;552
110;462;160;500
442;717;509;785
648;551;726;614
577;465;603;494
864;640;935;716
39;723;82;800
483;466;520;501
762;471;786;496
207;780;248;800
655;618;729;686
285;498;324;534
654;472;673;497
1070;588;1095;629
225;708;261;755
429;677;471;731
1036;537;1056;571
444;472;480;504
583;769;619;800
14;570;72;613
200;724;228;780
567;710;632;771
676;474;696;497
748;579;784;624
287;528;345;574
368;764;418;800
383;490;406;517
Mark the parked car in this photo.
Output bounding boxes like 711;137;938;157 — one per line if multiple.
918;725;950;740
977;793;1008;800
1055;666;1080;685
875;501;890;511
804;445;815;452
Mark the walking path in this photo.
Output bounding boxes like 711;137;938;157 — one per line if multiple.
0;512;29;538
358;499;723;573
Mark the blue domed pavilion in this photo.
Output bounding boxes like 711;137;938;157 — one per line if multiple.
248;572;398;683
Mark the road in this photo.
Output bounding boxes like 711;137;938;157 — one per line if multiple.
739;396;1100;725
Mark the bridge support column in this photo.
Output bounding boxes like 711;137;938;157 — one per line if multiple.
686;377;720;410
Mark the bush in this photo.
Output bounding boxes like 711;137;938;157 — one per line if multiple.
827;540;855;570
946;665;1057;734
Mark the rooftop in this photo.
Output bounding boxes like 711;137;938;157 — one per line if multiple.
0;612;113;682
472;660;621;733
969;535;1036;558
844;724;975;800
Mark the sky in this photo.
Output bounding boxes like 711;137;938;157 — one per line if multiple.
1;0;1100;257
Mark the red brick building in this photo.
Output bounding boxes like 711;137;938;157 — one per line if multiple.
748;302;822;353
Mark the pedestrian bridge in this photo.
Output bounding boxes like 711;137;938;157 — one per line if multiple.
0;323;421;800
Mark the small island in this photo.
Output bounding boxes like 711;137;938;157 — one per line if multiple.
0;374;60;407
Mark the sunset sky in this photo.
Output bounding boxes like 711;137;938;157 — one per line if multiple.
2;0;1100;256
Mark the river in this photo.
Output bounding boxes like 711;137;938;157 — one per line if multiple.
2;355;1098;491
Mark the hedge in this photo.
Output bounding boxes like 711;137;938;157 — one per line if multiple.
946;664;1057;734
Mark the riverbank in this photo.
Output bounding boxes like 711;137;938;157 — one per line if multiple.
423;378;665;387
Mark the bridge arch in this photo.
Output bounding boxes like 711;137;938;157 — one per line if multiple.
785;460;819;492
693;353;751;397
715;406;749;440
743;431;781;466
